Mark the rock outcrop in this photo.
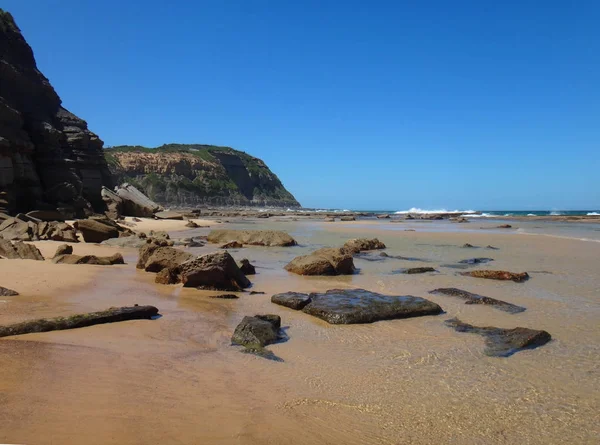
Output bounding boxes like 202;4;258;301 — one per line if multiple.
0;217;77;242
0;10;113;215
284;247;355;276
208;229;297;247
104;144;300;207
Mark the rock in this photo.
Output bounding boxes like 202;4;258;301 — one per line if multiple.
455;217;469;223
25;210;68;221
324;217;335;222
282;289;443;324
75;218;119;243
220;241;243;249
0;12;113;216
458;258;494;265
340;216;355;221
101;235;147;248
52;253;124;265
342;238;386;254
0;218;33;240
395;267;437;274
143;246;194;273
132;217;142;222
497;224;513;229
429;288;526;314
53;244;73;257
285;247;355;276
231;314;282;347
0;218;78;242
179;251;251;290
271;292;312;310
115;183;162;217
211;294;239;299
376;214;390;219
185;220;199;228
239;258;256;275
101;186;123;219
444;318;551;357
154;267;180;285
208;229;297;247
0;239;44;260
460;270;529;283
249;291;265;295
154;210;184;220
462;243;476;248
486;245;499;250
0;305;159;338
0;286;19;296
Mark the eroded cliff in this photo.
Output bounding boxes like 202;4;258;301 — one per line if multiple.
105;144;300;207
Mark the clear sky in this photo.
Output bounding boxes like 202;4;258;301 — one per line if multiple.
4;0;599;210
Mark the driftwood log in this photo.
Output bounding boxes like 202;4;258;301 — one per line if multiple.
0;305;159;338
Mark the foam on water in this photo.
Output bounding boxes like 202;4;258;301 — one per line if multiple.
587;212;600;216
394;208;476;215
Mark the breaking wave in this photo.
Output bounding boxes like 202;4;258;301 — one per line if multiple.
394;208;476;215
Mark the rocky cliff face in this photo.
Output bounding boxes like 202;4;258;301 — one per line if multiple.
0;10;113;216
105;144;300;207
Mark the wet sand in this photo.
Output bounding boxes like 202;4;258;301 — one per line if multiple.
0;219;598;444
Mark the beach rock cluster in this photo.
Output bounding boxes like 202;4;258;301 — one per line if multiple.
0;215;77;242
0;239;44;260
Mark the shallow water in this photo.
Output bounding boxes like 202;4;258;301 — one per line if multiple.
0;219;598;444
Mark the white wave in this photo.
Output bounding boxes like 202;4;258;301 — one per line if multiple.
465;213;493;218
550;211;564;216
394;207;476;215
504;213;513;216
587;212;600;216
527;213;537;216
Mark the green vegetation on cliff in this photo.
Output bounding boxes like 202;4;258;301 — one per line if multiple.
104;144;300;207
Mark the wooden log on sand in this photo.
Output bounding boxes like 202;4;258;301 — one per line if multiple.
0;305;159;338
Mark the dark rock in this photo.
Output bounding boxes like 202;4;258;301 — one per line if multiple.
52;253;124;265
395;267;437;274
0;239;44;260
271;292;312;310
179;251;251;290
486;245;499;250
239;258;256;275
232;314;282;347
429;288;526;313
342;238;386;254
285;247;355;276
75;218;119;243
154;267;180;285
444;318;551;357
220;241;243;249
185;220;199;228
497;224;513;229
25;210;67;222
0;305;159;338
299;289;443;324
208;229;297;247
115;183;162;217
458;258;494;265
0;286;19;296
53;244;73;257
211;294;239;299
460;270;529;283
377;251;428;262
249;291;265;295
462;243;477;248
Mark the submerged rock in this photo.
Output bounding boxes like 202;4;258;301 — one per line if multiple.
272;288;443;324
458;258;494;265
460;270;529;283
179;251;251;290
239;258;256;275
342;238;386;254
394;267;437;274
231;314;284;361
271;292;313;310
444;318;551;357
0;240;44;260
0;286;19;296
211;294;239;299
462;243;476;248
429;288;526;313
285;247;355;276
496;224;513;229
208;229;297;247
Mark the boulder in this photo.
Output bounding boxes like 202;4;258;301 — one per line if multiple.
208;229;297;247
220;241;243;249
52;253;124;265
460;270;529;283
53;244;73;257
444;318;551;357
273;288;442;324
0;286;19;296
101;186;123;219
74;218;120;243
0;239;44;260
239;258;256;275
271;292;312;310
284;247;355;276
115;183;162;217
0;218;33;241
429;288;526;314
342;238;386;254
231;314;282;347
179;251;251;290
154;211;184;220
144;247;194;273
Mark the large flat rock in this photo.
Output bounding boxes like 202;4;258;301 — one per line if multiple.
208;229;297;247
429;288;526;314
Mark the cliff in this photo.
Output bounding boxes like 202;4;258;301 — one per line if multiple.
0;10;113;216
104;144;300;208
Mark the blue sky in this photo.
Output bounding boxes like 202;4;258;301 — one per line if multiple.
4;0;599;210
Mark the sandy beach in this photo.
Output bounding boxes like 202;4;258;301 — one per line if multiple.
0;217;598;444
